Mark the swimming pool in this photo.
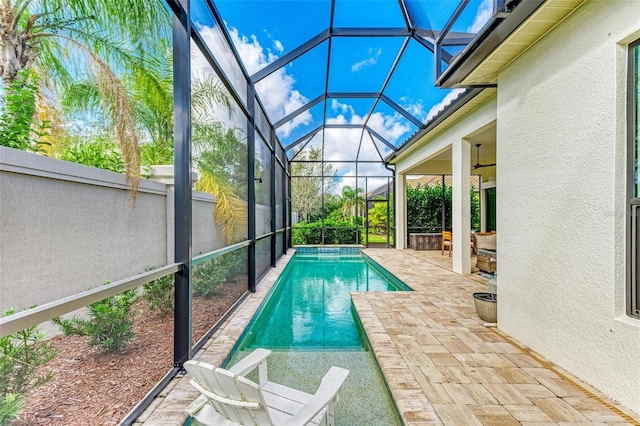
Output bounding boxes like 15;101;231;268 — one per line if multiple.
224;247;411;425
239;250;410;350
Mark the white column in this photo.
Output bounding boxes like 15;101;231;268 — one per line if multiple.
395;172;407;249
452;139;471;274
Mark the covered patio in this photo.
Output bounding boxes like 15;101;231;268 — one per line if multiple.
138;249;637;425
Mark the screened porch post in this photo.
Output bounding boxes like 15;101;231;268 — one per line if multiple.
247;85;257;292
172;0;192;367
452;138;471;274
395;172;407;249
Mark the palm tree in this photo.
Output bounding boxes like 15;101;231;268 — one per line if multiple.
0;1;246;240
340;185;365;224
0;0;171;193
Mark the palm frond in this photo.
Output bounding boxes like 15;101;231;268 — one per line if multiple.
195;172;247;244
43;34;140;202
60;81;102;114
191;75;233;122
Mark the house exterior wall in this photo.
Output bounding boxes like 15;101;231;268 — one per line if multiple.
496;0;640;414
0;147;225;312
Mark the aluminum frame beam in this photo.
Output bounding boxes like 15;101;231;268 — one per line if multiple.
364;127;396;152
331;27;410;37
274;94;325;129
284;126;323;151
251;30;330;83
380;94;424;128
172;0;192;369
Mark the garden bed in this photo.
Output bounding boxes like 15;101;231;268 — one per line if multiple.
15;279;247;425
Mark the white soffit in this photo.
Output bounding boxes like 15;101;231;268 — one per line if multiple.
462;0;587;86
391;88;497;164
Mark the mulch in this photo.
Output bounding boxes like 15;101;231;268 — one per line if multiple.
15;280;247;425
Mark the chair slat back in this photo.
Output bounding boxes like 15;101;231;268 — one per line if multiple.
184;360;274;425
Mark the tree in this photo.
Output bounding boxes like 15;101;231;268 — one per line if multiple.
291;147;336;223
406;182;480;231
340;185;365;224
367;194;393;235
0;0;171;192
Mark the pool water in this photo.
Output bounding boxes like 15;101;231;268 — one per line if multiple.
240;252;409;350
223;250;410;425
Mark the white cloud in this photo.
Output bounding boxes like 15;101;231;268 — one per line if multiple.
424;89;465;123
351;48;382;73
367;112;410;144
273;40;284;53
468;0;493;33
226;27;277;74
227;27;312;138
399;98;427;122
192;24;311;138
321;101;406;164
330;99;355;117
333;168;391;198
328;99;366;125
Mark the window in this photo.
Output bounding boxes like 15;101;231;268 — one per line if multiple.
629;41;640;317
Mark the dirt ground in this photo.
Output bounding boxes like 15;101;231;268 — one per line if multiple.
16;281;247;425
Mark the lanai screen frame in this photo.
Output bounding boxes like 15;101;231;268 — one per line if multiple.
164;0;529;384
166;0;292;367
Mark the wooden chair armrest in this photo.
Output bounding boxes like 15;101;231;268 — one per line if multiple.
227;348;271;384
284;367;350;426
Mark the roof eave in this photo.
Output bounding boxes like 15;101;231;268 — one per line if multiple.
385;87;486;163
436;0;546;88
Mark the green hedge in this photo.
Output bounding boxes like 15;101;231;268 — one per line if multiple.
292;219;359;245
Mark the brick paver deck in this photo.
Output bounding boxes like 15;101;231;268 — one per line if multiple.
361;249;638;425
138;248;640;425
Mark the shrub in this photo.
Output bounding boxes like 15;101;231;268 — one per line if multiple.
56;136;124;173
0;394;23;425
53;285;139;354
222;250;246;280
143;267;174;316
0;309;57;424
291;222;322;245
291;219;358;245
192;258;227;298
0;70;49;153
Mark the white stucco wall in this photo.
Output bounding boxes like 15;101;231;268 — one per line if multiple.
192;191;225;256
496;0;640;413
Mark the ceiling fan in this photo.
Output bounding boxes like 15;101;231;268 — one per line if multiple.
472;143;496;169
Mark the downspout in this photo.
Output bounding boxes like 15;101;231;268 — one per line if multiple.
384;163;396;247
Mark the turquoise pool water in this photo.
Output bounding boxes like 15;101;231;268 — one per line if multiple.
240;251;410;350
222;249;410;425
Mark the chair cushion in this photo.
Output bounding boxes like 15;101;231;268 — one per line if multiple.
473;233;496;250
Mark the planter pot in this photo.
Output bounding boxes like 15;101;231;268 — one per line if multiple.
473;292;497;323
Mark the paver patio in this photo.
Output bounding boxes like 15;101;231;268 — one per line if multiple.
138;248;640;425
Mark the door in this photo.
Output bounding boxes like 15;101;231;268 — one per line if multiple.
486;188;497;232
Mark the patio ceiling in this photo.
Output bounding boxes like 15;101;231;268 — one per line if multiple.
402;121;497;180
207;0;514;165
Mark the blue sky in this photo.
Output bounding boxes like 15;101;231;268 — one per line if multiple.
191;0;491;188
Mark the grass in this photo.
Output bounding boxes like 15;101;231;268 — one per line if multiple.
365;233;393;244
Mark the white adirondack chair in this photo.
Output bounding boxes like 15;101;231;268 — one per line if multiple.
184;348;349;426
